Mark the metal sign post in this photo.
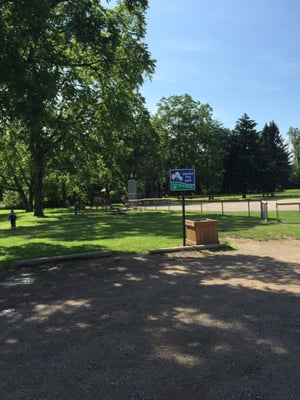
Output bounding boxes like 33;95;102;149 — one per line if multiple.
182;191;186;246
170;169;195;246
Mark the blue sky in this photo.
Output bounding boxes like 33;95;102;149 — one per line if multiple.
141;0;300;139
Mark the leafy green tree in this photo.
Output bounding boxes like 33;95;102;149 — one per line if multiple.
41;90;159;204
115;97;160;194
288;127;300;165
0;0;154;216
0;122;34;210
152;94;226;194
198;123;229;196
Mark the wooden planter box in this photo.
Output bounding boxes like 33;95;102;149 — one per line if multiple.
185;219;219;246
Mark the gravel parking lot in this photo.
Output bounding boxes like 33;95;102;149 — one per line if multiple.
1;239;299;400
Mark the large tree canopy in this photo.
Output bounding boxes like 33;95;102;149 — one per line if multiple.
152;94;227;194
0;0;154;215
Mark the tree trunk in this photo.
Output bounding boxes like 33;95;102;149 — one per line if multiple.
18;188;31;212
34;163;44;217
31;138;45;217
13;178;33;212
29;125;45;217
29;185;34;211
61;180;67;207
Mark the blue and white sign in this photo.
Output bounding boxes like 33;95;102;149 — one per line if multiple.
170;169;195;191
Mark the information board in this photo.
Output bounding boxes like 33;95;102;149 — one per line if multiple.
170;169;195;191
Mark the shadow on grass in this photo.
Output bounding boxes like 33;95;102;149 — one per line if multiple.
0;209;279;268
1;210;185;242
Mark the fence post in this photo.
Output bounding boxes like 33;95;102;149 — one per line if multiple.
260;201;268;222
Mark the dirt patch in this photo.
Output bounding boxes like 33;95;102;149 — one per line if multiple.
0;239;299;400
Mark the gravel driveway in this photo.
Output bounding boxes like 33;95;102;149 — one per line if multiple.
0;239;299;400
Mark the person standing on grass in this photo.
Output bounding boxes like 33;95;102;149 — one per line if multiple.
121;194;128;207
74;201;80;215
8;209;17;230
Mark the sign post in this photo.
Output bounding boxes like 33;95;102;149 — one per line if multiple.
170;169;195;246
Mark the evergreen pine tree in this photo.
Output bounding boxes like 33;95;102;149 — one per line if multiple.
260;122;291;192
223;114;260;195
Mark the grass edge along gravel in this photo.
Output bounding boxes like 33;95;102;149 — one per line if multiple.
0;208;299;268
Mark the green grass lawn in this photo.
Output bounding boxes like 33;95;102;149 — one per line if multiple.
0;207;299;268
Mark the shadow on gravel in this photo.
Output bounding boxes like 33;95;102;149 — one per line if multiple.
0;252;299;400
